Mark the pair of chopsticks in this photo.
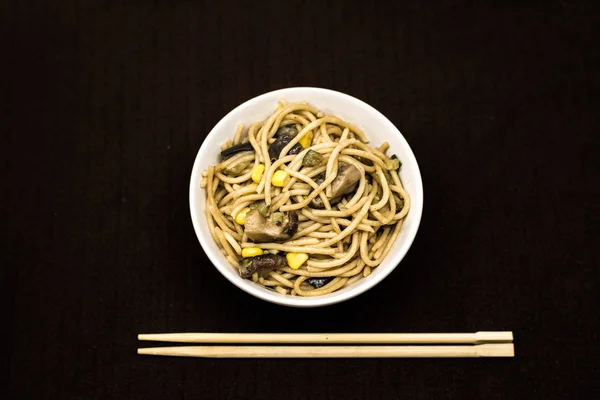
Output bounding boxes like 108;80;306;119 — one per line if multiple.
137;331;514;358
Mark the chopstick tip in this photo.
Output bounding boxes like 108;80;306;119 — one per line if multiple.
477;343;514;357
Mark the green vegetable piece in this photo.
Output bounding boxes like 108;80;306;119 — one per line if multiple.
224;159;251;175
271;212;285;224
302;150;323;167
276;125;298;137
250;200;270;217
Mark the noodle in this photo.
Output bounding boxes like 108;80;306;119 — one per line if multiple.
202;101;410;296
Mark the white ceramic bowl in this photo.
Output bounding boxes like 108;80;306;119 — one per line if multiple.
190;87;423;307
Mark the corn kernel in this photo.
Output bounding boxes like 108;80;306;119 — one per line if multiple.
271;170;290;187
234;207;250;225
242;247;264;258
299;131;313;148
286;252;309;270
251;164;265;183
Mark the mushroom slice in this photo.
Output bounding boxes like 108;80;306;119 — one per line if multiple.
220;142;254;158
306;277;334;288
244;209;299;242
268;135;302;161
240;254;286;278
310;164;362;208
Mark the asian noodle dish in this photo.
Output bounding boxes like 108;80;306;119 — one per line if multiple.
200;101;410;296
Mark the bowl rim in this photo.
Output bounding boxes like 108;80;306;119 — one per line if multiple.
189;87;423;307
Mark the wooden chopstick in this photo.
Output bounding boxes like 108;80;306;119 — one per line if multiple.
138;331;513;344
137;344;514;358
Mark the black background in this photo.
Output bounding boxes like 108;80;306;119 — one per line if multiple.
3;1;599;399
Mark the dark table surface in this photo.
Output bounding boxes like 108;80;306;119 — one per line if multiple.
3;1;599;399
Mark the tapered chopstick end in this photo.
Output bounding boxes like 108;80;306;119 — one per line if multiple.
477;344;515;357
